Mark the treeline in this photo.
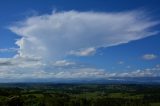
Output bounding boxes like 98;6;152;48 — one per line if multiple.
0;93;151;106
0;93;160;106
0;84;160;106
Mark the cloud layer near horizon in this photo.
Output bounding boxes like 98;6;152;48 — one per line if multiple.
0;10;159;81
0;56;160;82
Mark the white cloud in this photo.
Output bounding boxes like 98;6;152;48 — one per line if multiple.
0;48;18;53
53;60;75;67
69;47;96;56
0;56;159;81
0;56;43;68
118;69;153;77
118;61;124;65
126;66;131;69
156;64;160;68
0;10;159;82
142;54;157;60
10;10;158;61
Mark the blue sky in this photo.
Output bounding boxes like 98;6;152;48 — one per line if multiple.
0;0;160;82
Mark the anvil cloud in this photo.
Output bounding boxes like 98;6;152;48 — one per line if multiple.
0;10;158;81
10;10;158;61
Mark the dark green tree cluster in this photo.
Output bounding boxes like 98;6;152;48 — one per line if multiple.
0;94;152;106
0;84;160;106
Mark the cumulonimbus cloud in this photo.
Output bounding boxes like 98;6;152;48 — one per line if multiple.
10;10;158;61
0;10;158;81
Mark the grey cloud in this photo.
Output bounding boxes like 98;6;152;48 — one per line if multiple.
0;61;14;66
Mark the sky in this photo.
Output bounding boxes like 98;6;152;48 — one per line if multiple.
0;0;160;82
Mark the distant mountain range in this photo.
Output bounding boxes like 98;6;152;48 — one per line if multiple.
1;77;160;84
